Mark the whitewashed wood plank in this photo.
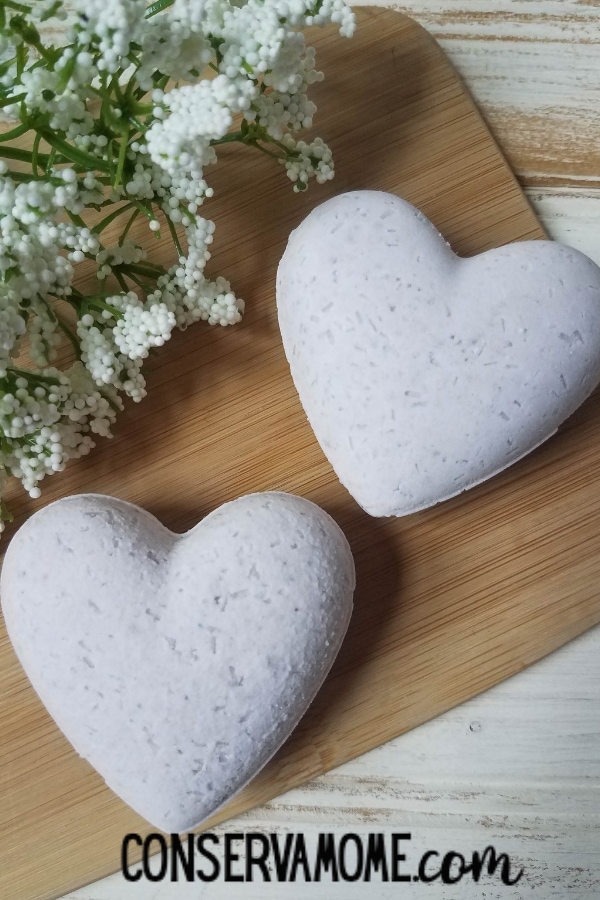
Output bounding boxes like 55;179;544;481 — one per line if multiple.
526;188;600;265
372;2;600;181
382;1;600;42
432;41;600;181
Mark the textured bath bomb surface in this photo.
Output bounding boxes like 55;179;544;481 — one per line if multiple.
1;492;355;832
276;190;600;516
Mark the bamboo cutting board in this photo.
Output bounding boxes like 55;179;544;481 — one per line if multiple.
2;8;600;899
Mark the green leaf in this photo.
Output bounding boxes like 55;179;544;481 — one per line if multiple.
145;0;175;18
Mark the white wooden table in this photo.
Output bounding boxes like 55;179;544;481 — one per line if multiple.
61;2;600;897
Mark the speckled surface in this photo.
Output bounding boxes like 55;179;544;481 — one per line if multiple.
277;190;600;516
1;492;355;833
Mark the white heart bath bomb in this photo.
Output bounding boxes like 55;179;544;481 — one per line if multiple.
277;190;600;515
1;492;354;832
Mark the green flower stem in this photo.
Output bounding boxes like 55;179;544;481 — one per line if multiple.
105;139;116;182
39;297;77;358
15;44;26;79
145;0;175;18
3;2;30;13
111;73;126;107
165;216;183;257
130;198;157;224
114;127;130;188
92;197;122;210
45;146;57;173
56;49;78;93
123;271;147;290
55;315;81;358
91;298;125;318
131;102;153;115
124;73;139;101
40;131;112;174
0;428;12;456
31;131;41;177
92;202;136;235
8;367;61;386
125;262;167;277
114;271;129;294
65;210;88;229
0;92;27;109
263;134;299;155
211;130;246;146
210;128;295;161
0;498;14;524
126;115;146;136
100;85;129;135
119;207;140;244
2;169;64;183
0;145;50;165
0;120;31;142
61;293;84;314
40;1;63;22
103;392;122;414
250;140;286;161
0;55;18;77
212;122;302;163
69;286;121;317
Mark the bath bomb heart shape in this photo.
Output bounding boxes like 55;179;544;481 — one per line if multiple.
277;190;600;515
1;492;354;832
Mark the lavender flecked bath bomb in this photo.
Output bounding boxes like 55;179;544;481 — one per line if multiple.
276;190;600;515
1;491;355;832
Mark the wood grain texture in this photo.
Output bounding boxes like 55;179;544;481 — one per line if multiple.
385;0;600;186
528;188;600;265
2;7;597;899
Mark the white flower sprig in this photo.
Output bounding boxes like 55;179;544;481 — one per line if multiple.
0;0;355;527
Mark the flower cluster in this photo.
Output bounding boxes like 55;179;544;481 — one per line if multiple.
0;0;354;527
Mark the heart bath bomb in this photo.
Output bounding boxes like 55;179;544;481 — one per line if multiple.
1;492;355;832
277;190;600;516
